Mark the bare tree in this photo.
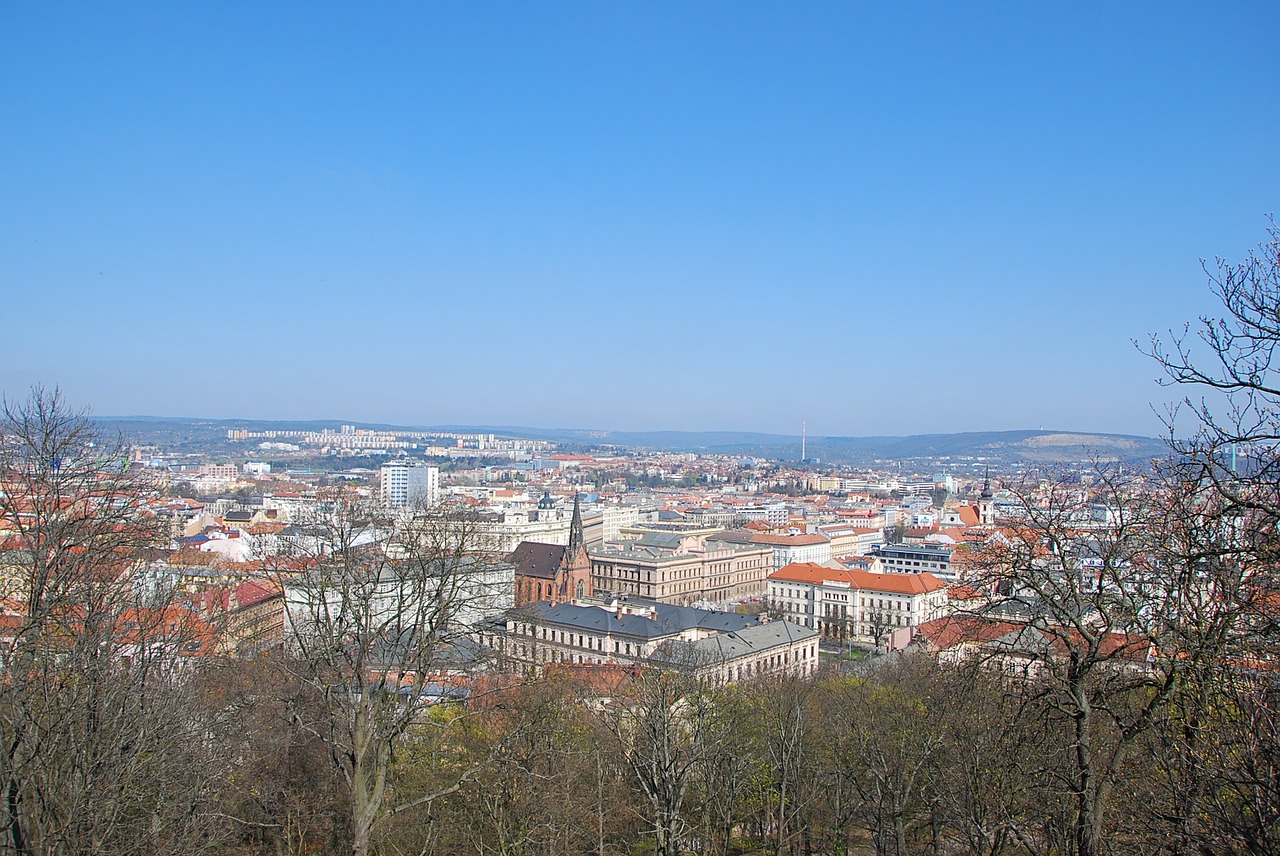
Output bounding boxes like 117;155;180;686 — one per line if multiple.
690;684;763;856
591;660;726;856
926;662;1040;856
961;462;1250;856
1196;670;1280;854
0;387;225;855
748;675;819;856
1143;220;1280;520
1126;219;1280;855
402;672;637;856
198;654;347;856
862;601;895;654
820;658;943;856
278;499;503;856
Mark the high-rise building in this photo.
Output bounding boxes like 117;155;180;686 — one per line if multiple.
379;462;439;509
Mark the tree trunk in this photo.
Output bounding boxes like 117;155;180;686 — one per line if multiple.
1073;684;1101;856
7;778;28;856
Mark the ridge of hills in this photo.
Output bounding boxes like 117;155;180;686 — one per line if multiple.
97;417;1169;466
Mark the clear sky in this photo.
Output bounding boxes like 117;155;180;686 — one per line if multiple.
1;2;1276;437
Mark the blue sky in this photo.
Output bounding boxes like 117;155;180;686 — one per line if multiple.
2;2;1276;437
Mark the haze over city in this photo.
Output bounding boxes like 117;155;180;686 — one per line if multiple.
2;3;1277;435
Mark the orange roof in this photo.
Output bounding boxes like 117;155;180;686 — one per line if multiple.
167;549;220;567
235;579;283;608
769;562;849;585
846;568;945;595
769;562;946;595
947;584;984;601
915;615;1151;663
915;615;1021;649
752;533;829;546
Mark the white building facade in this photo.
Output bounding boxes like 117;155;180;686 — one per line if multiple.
481;596;819;684
767;562;950;646
380;462;440;509
752;533;832;569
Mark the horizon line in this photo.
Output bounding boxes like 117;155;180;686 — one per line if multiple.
92;414;1162;443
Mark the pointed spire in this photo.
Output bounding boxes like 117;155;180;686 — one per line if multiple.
568;492;584;555
981;466;993;499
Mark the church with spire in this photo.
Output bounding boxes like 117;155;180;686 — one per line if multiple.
937;468;998;530
511;492;594;606
977;468;995;526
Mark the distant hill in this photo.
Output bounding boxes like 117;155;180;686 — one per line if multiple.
560;428;1168;465
98;416;1169;466
811;430;1168;465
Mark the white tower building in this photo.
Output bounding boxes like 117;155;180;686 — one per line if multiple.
380;462;440;509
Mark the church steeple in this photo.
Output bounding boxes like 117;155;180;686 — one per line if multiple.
568;492;584;555
978;467;995;526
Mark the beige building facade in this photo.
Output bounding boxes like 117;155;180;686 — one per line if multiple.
590;532;773;605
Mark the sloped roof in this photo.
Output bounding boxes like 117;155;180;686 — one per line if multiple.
634;531;687;550
914;615;1150;663
524;599;758;641
769;562;945;595
679;620;819;663
751;533;829;547
235;579;283;608
914;615;1021;650
706;530;758;545
509;542;567;580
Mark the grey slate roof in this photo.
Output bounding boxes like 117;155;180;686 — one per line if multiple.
509;542;567;580
634;531;687;550
705;530;758;546
676;620;819;663
522;599;758;641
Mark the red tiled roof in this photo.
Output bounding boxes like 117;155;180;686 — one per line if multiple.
915;615;1020;649
915;615;1151;663
769;562;945;595
752;533;829;546
947;584;984;601
235;579;283;608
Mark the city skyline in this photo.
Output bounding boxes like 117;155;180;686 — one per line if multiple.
2;3;1277;436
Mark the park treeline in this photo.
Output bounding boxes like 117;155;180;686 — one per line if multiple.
8;641;1275;856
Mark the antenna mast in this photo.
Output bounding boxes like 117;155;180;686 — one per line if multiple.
802;419;807;462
